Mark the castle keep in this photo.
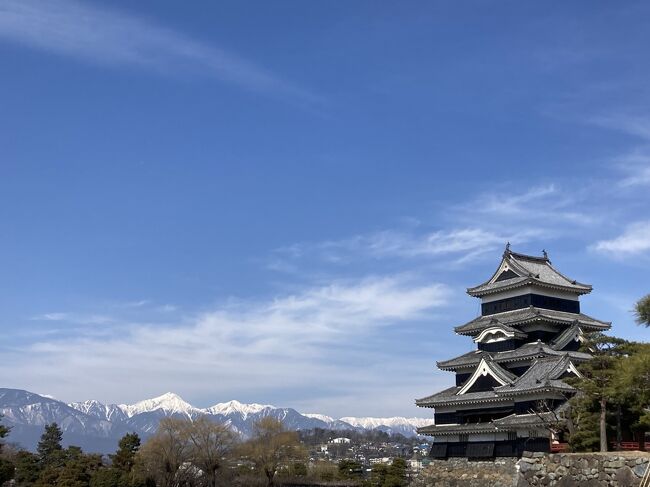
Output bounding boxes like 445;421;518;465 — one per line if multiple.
416;246;610;458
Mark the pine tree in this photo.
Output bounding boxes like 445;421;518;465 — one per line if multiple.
0;416;14;486
569;333;630;452
111;433;141;473
37;423;64;467
338;459;363;479
635;294;650;327
13;451;40;486
0;414;10;451
385;458;408;487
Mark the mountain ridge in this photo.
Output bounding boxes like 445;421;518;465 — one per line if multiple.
0;388;429;453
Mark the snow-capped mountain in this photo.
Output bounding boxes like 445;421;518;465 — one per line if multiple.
69;399;127;423
117;392;203;419
0;388;429;454
302;413;334;423
339;416;431;437
205;400;273;419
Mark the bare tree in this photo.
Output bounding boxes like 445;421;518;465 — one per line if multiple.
241;417;305;487
183;416;236;487
138;417;190;487
528;398;570;446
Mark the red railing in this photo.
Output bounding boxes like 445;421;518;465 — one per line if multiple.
550;443;569;453
610;441;644;451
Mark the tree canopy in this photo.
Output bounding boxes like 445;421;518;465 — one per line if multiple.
635;294;650;327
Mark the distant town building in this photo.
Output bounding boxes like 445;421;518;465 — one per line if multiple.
416;246;610;458
329;437;351;444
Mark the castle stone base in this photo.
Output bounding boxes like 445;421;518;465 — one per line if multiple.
411;452;650;487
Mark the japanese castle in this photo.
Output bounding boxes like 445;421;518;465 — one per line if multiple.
416;246;610;458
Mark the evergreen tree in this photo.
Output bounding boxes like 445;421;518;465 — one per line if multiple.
0;414;10;450
367;464;388;487
0;458;15;486
111;433;141;473
338;459;363;479
59;449;102;487
635;294;650;327
568;333;629;452
37;422;64;466
90;468;123;487
0;414;14;484
385;458;408;487
619;342;650;444
13;450;40;486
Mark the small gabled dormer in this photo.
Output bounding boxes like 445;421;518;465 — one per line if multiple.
473;320;527;352
457;358;516;394
551;323;585;352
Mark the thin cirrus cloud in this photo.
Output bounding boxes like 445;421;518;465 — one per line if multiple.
614;147;650;187
591;221;650;256
0;0;319;103
271;185;588;270
1;275;450;412
589;113;650;141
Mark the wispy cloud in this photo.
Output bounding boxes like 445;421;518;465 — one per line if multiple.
614;147;650;187
285;227;529;264
0;0;319;103
591;221;650;256
469;184;557;216
589;113;650;140
31;312;114;325
458;184;597;225
271;185;594;271
2;275;450;415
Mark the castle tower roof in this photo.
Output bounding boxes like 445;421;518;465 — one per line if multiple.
467;246;592;297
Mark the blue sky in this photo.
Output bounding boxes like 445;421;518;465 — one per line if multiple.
1;0;650;417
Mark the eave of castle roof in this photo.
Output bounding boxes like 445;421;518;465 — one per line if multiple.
437;344;591;371
454;306;610;336
415;386;504;408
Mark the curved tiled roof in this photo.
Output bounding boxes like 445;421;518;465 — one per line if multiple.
419;355;580;410
467;249;592;297
437;343;591;371
551;323;583;350
454;306;610;336
417;422;499;436
494;356;577;396
415;386;503;408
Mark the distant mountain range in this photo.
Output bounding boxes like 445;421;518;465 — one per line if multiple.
0;389;430;453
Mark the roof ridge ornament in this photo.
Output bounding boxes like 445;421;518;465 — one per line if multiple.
503;242;511;257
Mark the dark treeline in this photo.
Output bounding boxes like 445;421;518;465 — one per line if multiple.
0;417;407;487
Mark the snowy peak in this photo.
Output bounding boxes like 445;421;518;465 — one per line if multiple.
339;416;430;429
69;399;126;422
119;392;200;418
303;413;334;423
206;400;274;418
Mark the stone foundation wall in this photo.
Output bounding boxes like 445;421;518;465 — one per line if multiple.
411;452;650;487
516;451;650;486
410;457;519;487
